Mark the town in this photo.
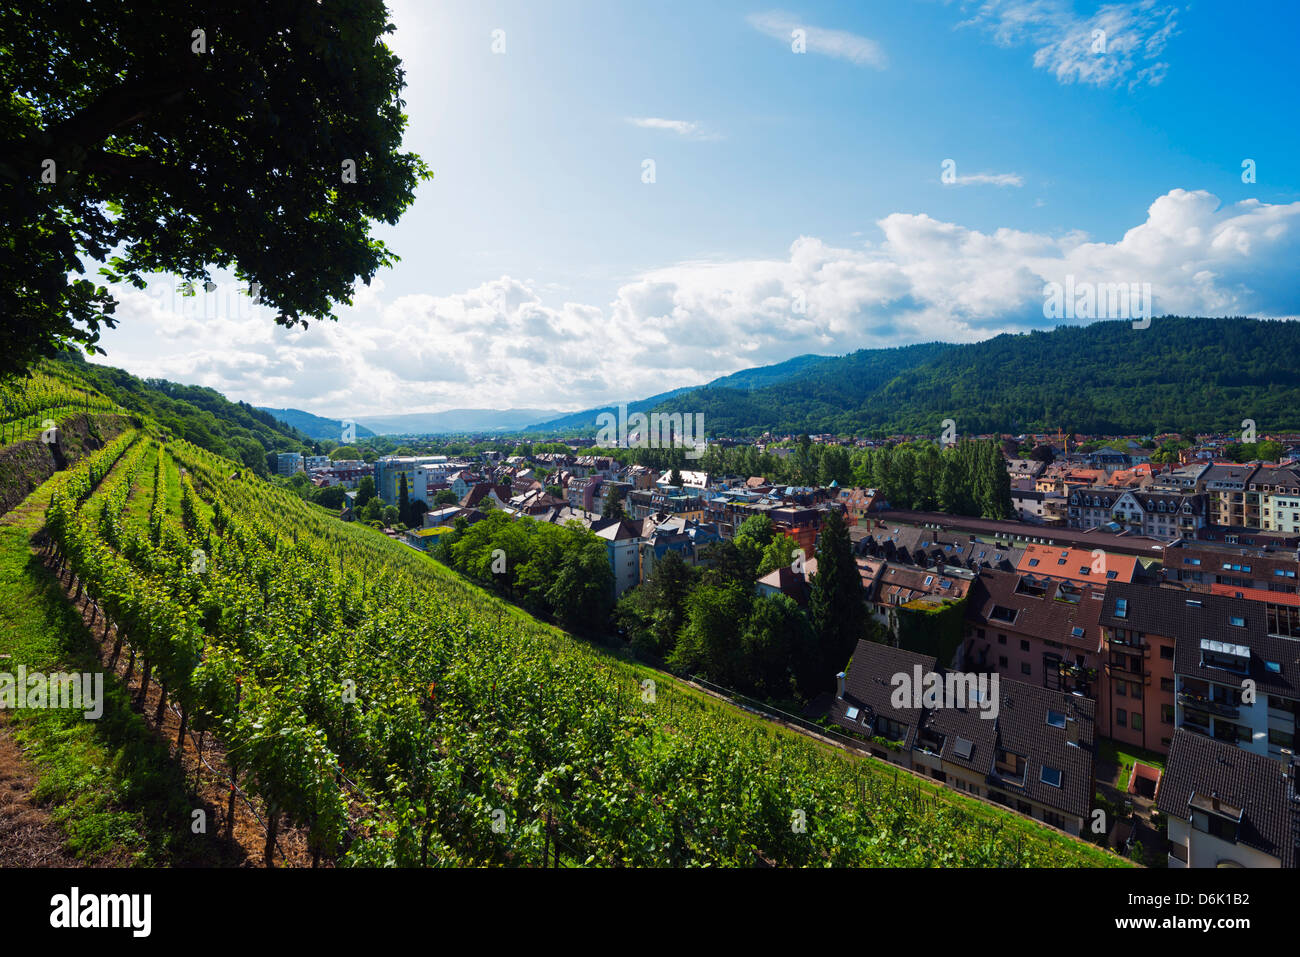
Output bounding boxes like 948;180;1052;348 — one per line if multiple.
265;425;1300;869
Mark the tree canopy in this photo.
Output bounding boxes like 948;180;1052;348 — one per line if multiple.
1;0;430;375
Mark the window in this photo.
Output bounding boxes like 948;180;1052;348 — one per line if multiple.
1028;558;1040;567
1131;713;1143;731
1160;678;1175;692
1020;639;1030;652
1160;645;1174;660
1161;704;1175;724
1116;682;1126;697
998;656;1008;668
997;634;1007;644
1229;616;1246;628
1116;708;1127;727
1021;663;1032;675
1046;710;1067;729
1040;766;1063;788
1115;598;1128;618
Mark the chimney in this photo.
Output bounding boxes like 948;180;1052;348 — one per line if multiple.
836;672;846;698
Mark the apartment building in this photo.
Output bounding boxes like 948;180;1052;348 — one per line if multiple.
964;569;1105;698
1097;583;1179;755
1017;543;1137;587
275;452;304;476
1066;488;1207;538
1255;466;1300;533
1203;464;1259;528
593;518;643;598
1163;541;1300;596
1098;583;1300;758
1159;729;1297;868
832;640;1097;836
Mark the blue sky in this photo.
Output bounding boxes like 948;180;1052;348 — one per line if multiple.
98;0;1300;417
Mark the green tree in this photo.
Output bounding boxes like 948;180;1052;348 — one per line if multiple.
398;472;411;526
545;528;615;633
1;1;430;376
615;549;696;659
355;475;377;508
668;583;753;687
602;483;626;520
312;485;347;510
808;510;863;694
433;489;459;506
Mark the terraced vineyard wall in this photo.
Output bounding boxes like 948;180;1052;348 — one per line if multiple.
0;413;135;517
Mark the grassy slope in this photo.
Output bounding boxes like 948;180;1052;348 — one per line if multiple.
0;436;204;864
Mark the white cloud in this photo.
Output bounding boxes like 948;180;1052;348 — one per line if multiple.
95;190;1300;418
627;117;719;140
747;11;888;69
959;0;1179;88
945;171;1025;187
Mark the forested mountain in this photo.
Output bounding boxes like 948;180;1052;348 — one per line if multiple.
260;407;377;441
522;353;829;433
650;317;1300;436
54;352;308;472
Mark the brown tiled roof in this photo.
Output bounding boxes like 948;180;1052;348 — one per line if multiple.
832;642;937;750
1158;729;1297;867
966;569;1105;655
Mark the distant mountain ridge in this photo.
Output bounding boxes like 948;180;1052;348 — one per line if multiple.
357;408;565;434
520;353;830;432
260;407;377;441
646;317;1300;436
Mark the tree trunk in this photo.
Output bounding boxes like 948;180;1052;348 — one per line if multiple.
108;631;126;670
264;807;278;868
136;658;152;708
154;683;168;724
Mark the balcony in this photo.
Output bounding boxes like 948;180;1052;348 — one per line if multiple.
1178;691;1239;719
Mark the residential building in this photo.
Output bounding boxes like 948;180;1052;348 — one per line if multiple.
964;569;1104;697
1159;729;1297;868
1017;543;1137;587
1203;464;1259;528
592;519;643;598
831;640;1097;835
1096;583;1179;755
275;452;304;476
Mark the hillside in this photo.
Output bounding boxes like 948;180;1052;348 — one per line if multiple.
51;353;308;472
260;407;377;441
522;352;829;434
650;317;1300;436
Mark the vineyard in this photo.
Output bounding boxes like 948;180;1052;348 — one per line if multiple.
0;363;118;445
25;425;1124;867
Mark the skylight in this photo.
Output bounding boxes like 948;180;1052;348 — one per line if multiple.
1046;710;1067;728
954;738;975;760
1040;767;1063;788
1115;598;1128;618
